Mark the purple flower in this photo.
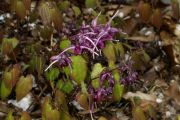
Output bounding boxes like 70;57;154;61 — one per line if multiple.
119;61;138;85
45;11;119;71
88;70;115;103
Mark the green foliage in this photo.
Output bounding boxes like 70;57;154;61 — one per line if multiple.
2;37;19;55
46;67;60;81
58;1;70;11
57;80;74;94
103;42;116;62
72;6;81;17
15;75;33;101
70;55;87;85
59;38;71;51
29;55;45;76
42;97;60;120
5;111;14;120
85;0;98;8
0;81;12;100
113;83;124;101
91;63;104;79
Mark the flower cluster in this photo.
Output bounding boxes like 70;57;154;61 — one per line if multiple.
45;11;119;71
88;61;138;103
88;71;115;103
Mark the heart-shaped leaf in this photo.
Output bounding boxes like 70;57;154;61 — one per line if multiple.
76;92;89;110
113;84;124;101
0;81;12;100
42;97;60;120
45;67;59;82
59;38;71;51
58;1;70;11
70;55;87;85
2;38;19;55
15;75;33;101
103;42;116;62
91;63;104;79
57;80;74;94
91;79;100;90
3;64;21;89
72;6;81;17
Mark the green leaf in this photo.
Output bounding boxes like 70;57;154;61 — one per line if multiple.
85;0;97;8
57;80;74;94
5;111;14;120
91;63;104;79
3;64;21;89
97;15;107;24
91;79;100;90
115;42;125;58
70;55;87;85
3;71;12;89
58;1;70;11
113;84;124;101
59;38;71;51
42;97;60;120
103;42;116;62
0;81;12;100
46;68;60;81
2;38;19;55
15;75;33;101
72;6;81;17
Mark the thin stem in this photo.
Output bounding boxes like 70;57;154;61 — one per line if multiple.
83;36;99;51
92;11;101;27
45;59;59;71
92;31;107;58
56;46;75;58
45;46;75;71
81;46;99;56
108;10;119;24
